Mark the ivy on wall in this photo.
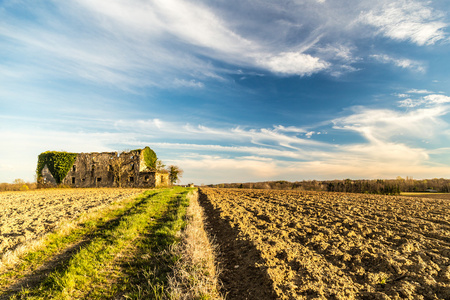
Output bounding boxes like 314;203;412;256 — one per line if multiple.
142;147;157;170
37;151;77;184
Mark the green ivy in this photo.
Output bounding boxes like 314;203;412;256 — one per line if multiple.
37;151;77;184
143;146;157;170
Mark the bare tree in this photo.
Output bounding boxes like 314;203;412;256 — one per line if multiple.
110;154;126;187
155;159;166;171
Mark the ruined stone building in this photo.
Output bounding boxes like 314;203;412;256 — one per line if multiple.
38;149;169;188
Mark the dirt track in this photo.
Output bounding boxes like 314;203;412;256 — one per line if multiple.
200;188;450;300
0;188;145;255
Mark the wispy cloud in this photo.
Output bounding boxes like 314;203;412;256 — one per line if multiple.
398;94;450;108
0;0;446;94
371;54;425;72
407;89;435;94
173;79;205;89
5;90;450;183
1;1;449;184
333;104;449;143
361;0;447;45
114;119;327;149
72;0;332;78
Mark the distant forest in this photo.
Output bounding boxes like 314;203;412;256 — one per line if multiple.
207;177;450;195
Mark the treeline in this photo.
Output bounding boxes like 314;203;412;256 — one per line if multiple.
0;179;36;192
208;177;450;195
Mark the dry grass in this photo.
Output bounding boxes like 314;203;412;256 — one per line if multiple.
168;190;224;300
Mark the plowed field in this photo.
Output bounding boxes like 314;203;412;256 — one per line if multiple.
0;188;145;255
199;188;450;300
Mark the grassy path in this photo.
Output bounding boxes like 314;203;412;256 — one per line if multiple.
0;187;192;300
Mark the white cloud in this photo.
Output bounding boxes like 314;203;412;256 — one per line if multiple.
273;125;307;133
305;131;315;138
407;89;434;94
257;51;330;75
361;0;447;45
3;93;450;184
371;54;425;72
2;0;387;91
72;0;331;78
115;120;326;149
1;1;450;184
173;79;204;89
396;93;410;98
398;98;417;108
424;94;450;104
333;105;449;143
398;94;450;108
316;44;359;63
3;0;444;91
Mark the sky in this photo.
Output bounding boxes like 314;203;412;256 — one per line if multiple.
1;0;450;185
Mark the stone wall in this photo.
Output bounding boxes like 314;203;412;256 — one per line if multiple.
40;165;57;186
40;149;169;188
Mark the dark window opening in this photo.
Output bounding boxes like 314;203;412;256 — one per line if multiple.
72;177;75;184
129;176;134;182
72;165;76;172
97;177;102;182
130;163;134;171
108;165;113;172
91;165;95;172
144;175;149;181
82;178;86;182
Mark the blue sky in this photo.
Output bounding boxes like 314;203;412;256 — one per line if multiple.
1;0;450;184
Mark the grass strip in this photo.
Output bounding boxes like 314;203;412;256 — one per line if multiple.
8;187;192;299
0;190;151;292
117;187;193;299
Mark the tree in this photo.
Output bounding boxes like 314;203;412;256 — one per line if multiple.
155;159;166;171
13;178;25;185
168;165;183;185
110;155;126;187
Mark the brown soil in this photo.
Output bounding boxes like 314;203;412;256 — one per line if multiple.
199;188;450;300
199;191;277;300
0;188;145;256
402;193;450;201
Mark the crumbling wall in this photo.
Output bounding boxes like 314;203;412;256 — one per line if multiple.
155;172;170;186
50;149;169;188
62;152;117;187
40;165;57;186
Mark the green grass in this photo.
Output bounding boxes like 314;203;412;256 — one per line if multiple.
2;187;194;300
118;188;191;299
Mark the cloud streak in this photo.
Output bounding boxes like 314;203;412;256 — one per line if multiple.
4;89;450;183
361;0;447;45
1;0;446;93
371;54;425;72
1;1;449;184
